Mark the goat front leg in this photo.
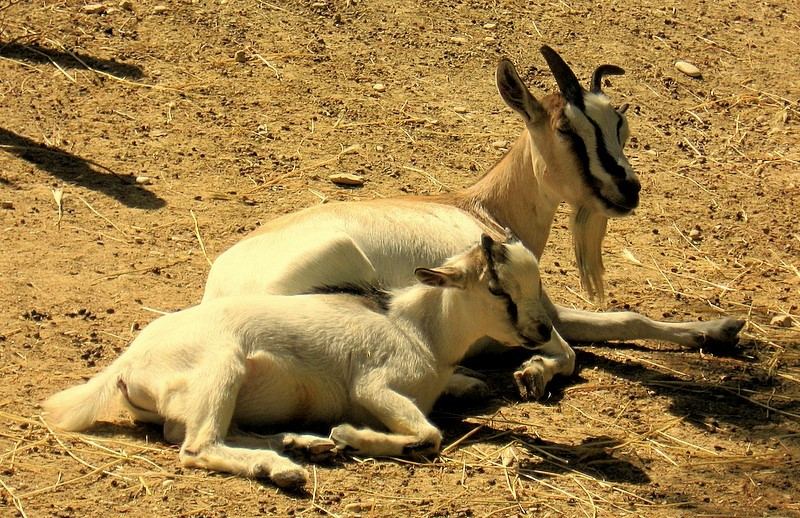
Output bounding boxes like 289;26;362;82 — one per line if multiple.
544;294;745;348
330;376;442;457
514;328;576;400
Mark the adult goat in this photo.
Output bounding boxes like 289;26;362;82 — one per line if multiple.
44;236;556;487
204;46;744;399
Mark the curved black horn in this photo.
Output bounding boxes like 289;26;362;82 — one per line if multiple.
591;64;625;93
540;45;585;110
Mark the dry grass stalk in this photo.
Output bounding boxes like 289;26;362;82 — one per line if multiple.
77;195;128;239
190;209;212;267
0;475;28;518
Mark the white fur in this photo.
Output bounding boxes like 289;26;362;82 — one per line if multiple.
44;240;552;487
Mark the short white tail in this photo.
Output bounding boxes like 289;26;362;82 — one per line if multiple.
42;361;123;431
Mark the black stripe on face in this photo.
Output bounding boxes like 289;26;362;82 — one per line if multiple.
584;114;628;179
560;128;620;212
483;245;519;326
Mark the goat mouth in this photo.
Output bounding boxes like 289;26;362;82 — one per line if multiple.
605;198;637;216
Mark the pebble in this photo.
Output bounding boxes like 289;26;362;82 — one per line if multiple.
450;36;468;44
153;4;168;14
454;106;468;114
81;3;106;14
372;83;385;92
135;176;153;185
119;0;133;10
340;144;360;155
344;501;374;513
688;228;702;241
770;315;793;328
234;50;247;63
329;173;364;186
675;60;702;78
483;22;497;29
491;139;509;149
375;145;385;152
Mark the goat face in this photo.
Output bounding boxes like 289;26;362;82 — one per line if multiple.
496;47;640;218
478;235;553;345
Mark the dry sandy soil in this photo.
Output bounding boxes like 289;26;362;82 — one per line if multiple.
1;0;799;516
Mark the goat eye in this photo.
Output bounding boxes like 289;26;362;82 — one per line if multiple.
488;282;505;296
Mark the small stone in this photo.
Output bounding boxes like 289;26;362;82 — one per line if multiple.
491;139;509;149
81;3;106;14
234;50;247;63
375;145;385;152
450;36;468;44
484;36;496;43
119;0;134;10
153;4;168;14
340;144;360;155
329;173;364;186
135;176;152;185
483;22;497;29
344;501;374;513
688;228;702;241
454;106;468;114
675;60;702;78
372;83;385;92
770;315;793;328
0;201;13;210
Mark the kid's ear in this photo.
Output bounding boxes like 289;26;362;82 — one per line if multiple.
414;267;466;289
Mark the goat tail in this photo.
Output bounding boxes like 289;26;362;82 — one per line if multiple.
42;360;125;432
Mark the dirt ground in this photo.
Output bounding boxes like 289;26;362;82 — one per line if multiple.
0;0;798;516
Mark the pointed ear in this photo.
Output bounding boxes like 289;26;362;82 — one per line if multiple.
481;233;508;264
496;58;545;124
414;267;465;289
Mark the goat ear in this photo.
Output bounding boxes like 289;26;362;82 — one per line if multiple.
481;233;508;264
414;267;465;289
496;58;545;124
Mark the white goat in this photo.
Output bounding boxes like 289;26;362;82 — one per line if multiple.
44;236;561;487
203;46;744;399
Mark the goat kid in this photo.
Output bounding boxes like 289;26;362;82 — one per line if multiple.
203;46;744;399
43;236;564;488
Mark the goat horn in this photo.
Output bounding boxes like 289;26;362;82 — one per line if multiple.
590;64;625;93
540;45;585;110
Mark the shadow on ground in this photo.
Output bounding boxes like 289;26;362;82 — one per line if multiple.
0;42;143;78
0;128;165;209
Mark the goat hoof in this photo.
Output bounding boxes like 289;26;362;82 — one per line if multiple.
270;466;309;488
330;424;359;453
513;363;546;400
283;435;337;457
401;440;438;456
695;318;746;350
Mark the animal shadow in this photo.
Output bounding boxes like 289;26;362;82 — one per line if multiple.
0;128;166;209
0;42;143;79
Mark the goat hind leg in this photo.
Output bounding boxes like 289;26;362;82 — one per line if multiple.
175;351;308;487
331;378;442;457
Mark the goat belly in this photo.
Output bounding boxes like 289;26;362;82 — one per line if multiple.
232;351;345;426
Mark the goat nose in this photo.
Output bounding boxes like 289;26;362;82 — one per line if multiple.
617;179;641;207
536;323;552;342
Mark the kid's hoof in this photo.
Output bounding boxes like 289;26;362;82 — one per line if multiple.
270;466;309;488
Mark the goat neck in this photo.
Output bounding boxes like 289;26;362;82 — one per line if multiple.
387;285;489;368
458;130;560;259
